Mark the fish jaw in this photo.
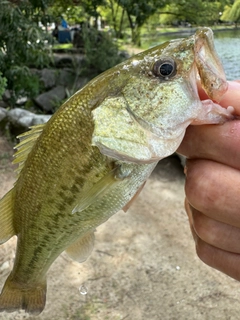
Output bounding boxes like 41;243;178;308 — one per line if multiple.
185;62;234;125
194;27;228;102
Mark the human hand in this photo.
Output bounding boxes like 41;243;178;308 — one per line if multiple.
177;81;240;281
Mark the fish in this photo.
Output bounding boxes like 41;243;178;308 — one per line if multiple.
0;27;235;315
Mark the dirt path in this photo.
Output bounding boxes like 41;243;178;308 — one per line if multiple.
0;134;240;320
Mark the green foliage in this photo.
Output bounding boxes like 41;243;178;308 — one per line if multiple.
99;0;128;38
118;0;167;45
158;0;231;26
0;0;53;104
222;0;240;24
0;72;7;99
47;3;86;25
82;0;106;19
81;27;124;76
48;0;106;25
0;0;237;107
5;66;41;103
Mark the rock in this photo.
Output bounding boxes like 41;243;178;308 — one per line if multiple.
119;50;130;60
0;101;8;109
53;53;84;68
8;108;51;128
34;85;66;113
2;90;11;101
56;69;75;87
39;68;57;89
16;96;28;105
0;107;7;122
0;107;8;131
74;76;89;91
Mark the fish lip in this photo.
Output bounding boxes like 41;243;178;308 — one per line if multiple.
194;27;228;102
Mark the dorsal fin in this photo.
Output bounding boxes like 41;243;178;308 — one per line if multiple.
13;124;45;176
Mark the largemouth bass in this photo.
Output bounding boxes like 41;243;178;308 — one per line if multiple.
0;27;234;315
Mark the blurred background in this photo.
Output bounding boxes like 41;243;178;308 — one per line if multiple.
0;0;240;129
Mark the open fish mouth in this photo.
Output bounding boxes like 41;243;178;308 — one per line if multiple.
194;27;228;102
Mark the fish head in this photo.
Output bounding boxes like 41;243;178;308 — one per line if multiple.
92;28;233;163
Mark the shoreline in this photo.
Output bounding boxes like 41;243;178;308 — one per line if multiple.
141;25;240;38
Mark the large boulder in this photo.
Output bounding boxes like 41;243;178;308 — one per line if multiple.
56;69;75;88
0;107;8;131
8;108;51;128
53;53;84;68
39;68;57;90
34;85;66;113
0;108;7;122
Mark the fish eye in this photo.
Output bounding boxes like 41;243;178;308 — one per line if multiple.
152;58;177;79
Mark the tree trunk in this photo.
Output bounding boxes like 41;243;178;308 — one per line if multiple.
132;26;141;47
117;8;125;39
109;0;119;36
126;11;141;46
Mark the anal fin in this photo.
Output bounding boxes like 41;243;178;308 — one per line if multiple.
65;232;95;263
0;189;15;244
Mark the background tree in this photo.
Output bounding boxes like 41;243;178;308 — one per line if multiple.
98;0;127;38
1;0;238;104
221;0;240;26
118;0;168;46
0;0;53;102
158;0;234;26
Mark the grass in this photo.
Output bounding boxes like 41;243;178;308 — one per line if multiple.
53;42;73;50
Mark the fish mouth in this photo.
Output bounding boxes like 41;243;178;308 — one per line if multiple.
194;27;228;102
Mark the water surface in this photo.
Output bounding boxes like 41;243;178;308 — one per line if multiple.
214;30;240;80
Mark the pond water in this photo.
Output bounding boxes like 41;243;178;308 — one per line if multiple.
142;29;240;81
214;30;240;81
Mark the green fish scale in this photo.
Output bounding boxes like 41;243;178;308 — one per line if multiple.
12;94;113;284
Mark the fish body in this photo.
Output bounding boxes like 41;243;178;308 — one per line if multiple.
0;28;234;315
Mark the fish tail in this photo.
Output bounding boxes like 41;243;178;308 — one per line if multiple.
0;274;46;315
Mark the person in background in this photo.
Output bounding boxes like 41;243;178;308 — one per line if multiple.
60;16;68;29
178;80;240;282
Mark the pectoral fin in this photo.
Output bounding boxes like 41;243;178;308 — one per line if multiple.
65;232;95;262
72;165;130;214
0;189;15;244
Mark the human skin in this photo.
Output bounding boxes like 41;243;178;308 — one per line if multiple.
177;81;240;281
